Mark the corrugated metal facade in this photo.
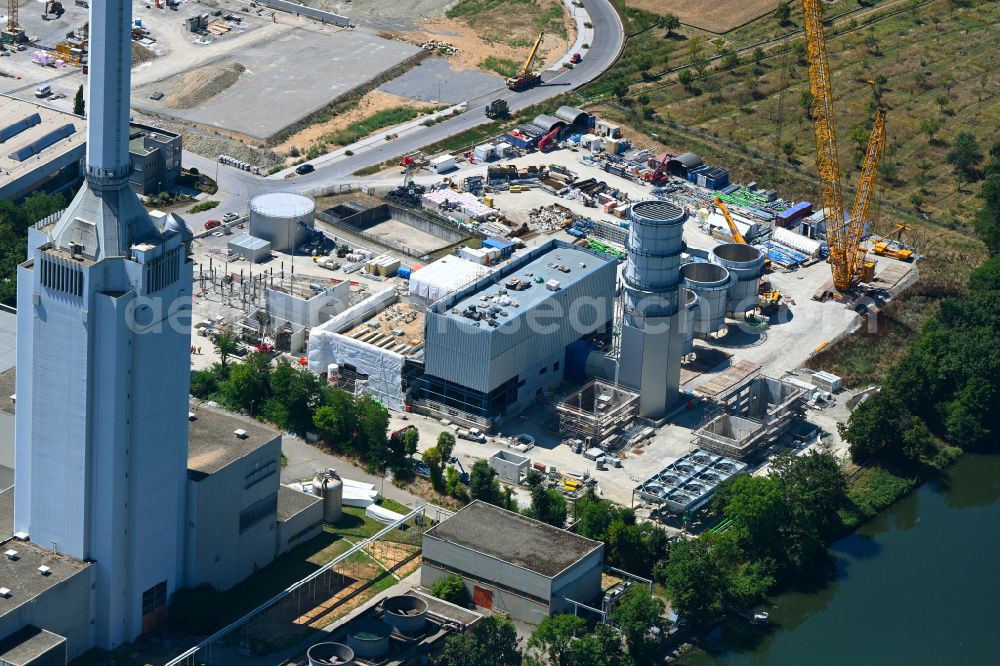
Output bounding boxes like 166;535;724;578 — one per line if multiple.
424;242;617;395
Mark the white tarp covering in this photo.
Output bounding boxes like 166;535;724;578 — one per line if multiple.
704;212;756;241
308;329;407;411
366;503;405;524
342;478;379;507
772;226;823;257
408;256;489;303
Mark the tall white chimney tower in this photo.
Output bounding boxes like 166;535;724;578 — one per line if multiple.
14;0;193;647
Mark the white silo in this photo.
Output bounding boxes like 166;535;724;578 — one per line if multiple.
312;468;344;524
617;200;689;418
249;192;316;253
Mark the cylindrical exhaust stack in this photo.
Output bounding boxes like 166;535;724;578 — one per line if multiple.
618;201;688;418
710;243;765;316
681;262;732;336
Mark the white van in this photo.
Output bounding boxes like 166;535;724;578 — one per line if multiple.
34;85;51;98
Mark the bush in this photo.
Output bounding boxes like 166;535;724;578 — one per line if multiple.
190;370;219;398
189;200;220;214
431;574;471;606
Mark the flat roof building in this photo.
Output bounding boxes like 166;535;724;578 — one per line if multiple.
421;501;604;624
419;241;617;422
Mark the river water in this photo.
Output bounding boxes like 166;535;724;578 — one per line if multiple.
679;453;1000;666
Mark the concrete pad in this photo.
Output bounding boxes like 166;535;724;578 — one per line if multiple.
134;29;420;139
379;57;503;104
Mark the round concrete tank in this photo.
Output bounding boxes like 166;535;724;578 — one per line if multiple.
307;642;355;666
624;200;687;322
347;620;392;659
382;594;428;635
312;469;343;524
710;243;765;316
679;287;698;358
681;262;732;335
248;192;316;253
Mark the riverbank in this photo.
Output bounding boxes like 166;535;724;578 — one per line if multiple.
677;451;1000;664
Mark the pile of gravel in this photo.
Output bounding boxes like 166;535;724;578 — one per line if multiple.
132;113;285;169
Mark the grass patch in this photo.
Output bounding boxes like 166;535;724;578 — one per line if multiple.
846;466;919;520
352;164;382;177
377;496;412;515
327;506;385;539
324;107;421;146
188;200;220;213
480;55;521;78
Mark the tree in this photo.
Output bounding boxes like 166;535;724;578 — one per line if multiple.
782;140;796;162
774;1;791;25
910;193;925;211
431;574;471;606
839;390;909;463
437;431;456;461
313;388;356;448
713;474;790;561
969;255;1000;291
663;13;680;36
528;486;567;527
214;332;240;368
469;459;503;506
222;353;272;414
677;69;695;91
423;446;445;493
947;131;983;183
920;117;941;142
355;395;390;467
772;450;847;543
526;614;587;665
566;624;631;666
445;466;468;501
721;49;740;70
612;79;629;101
662;536;727;626
433;615;521;666
972;174;1000;254
265;362;322;434
72;84;85;116
401;427;420;457
609;587;665;663
189;369;218;398
799;89;813;120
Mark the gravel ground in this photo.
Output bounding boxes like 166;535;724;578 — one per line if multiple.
133;112;286;169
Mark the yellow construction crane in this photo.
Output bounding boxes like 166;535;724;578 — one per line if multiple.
507;32;544;91
714;197;747;244
800;0;886;292
4;0;20;36
873;222;914;262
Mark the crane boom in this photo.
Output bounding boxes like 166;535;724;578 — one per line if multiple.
714;197;747;245
845;107;886;278
507;32;544;91
801;0;852;291
521;32;543;78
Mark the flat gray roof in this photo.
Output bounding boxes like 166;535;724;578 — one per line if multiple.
436;242;615;330
187;404;279;477
425;501;602;578
0;627;66;664
277;484;321;522
0;95;83;185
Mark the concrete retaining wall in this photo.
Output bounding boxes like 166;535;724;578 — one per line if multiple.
256;0;350;26
317;203;470;257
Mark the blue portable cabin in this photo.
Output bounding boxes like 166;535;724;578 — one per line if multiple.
777;201;813;227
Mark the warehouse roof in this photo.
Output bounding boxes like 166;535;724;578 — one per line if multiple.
425;501;602;578
432;241;615;329
0;627;66;665
555;106;589;125
187;404;280;477
0;95;83;186
277;484;321;522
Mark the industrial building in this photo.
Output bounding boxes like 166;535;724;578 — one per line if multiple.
248;192;317;253
693;375;807;460
0;95;184;202
421;501;604;624
419;240;617;422
127;123;182;195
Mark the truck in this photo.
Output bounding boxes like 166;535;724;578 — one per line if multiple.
485;99;509;119
506;33;544;91
457;427;486;443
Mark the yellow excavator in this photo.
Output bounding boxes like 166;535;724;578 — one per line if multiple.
873;223;914;262
507;32;544;91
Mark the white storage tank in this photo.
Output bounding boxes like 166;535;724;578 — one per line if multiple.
681;261;733;335
312;468;344;524
710;243;765;316
381;594;429;635
249;192;316;253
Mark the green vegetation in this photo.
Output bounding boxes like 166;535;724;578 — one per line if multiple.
433;615;522;666
480;56;522;78
188;199;220;213
430;574;472;606
352;164;382;177
0;191;66;304
446;0;567;42
574;490;669;580
73;84;85;116
325;107;421;146
662;450;848;625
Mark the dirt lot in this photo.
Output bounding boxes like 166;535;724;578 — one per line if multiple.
160;62;247;109
399;0;574;72
626;0;780;33
275;90;436;155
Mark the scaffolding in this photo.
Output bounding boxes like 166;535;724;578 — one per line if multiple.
556;379;640;447
692;376;806;460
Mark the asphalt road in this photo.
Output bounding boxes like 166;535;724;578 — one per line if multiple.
181;0;624;227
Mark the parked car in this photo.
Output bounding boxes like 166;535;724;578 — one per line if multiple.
222;212;239;222
458;428;486;443
204;219;221;231
295;164;315;175
570;53;582;64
